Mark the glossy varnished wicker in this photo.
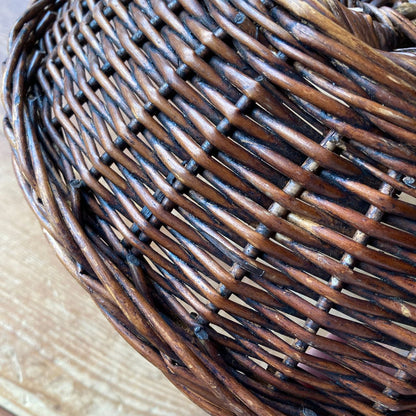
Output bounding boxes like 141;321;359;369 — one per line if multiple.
3;0;416;415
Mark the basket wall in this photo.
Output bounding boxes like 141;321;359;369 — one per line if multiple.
3;0;416;415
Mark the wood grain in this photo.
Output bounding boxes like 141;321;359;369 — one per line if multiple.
0;1;207;415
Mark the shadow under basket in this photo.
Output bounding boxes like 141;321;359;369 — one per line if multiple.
3;0;416;414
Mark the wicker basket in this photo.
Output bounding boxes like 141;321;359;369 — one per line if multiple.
3;0;416;414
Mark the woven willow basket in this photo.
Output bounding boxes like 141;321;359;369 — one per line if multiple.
3;0;416;414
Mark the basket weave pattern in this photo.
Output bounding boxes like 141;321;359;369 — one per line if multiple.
3;0;416;415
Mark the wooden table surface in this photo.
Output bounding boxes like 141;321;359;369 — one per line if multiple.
0;1;207;415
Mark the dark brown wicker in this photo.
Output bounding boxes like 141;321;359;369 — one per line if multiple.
3;0;416;414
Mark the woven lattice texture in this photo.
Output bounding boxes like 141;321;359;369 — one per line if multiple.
3;0;416;415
